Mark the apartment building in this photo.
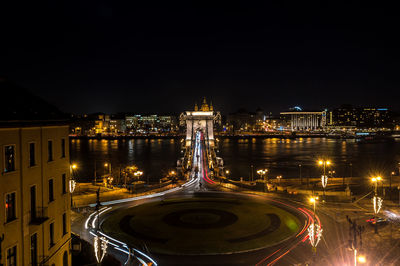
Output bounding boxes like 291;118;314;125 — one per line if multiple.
0;123;71;266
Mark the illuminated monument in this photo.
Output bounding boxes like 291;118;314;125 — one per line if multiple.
180;98;221;148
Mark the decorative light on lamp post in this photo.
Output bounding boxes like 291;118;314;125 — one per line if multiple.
372;196;383;215
318;159;331;201
308;196;322;254
69;180;76;193
94;236;108;263
70;163;78;207
371;176;383;234
321;175;328;188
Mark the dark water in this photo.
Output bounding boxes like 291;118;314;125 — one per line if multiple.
218;138;400;182
70;138;182;182
70;138;400;184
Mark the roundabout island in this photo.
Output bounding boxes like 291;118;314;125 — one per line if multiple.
101;194;304;257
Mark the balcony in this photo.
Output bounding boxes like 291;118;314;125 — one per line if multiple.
30;207;49;225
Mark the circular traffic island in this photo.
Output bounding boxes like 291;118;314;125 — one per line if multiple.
101;196;301;255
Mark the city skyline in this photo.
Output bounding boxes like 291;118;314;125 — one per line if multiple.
2;2;399;114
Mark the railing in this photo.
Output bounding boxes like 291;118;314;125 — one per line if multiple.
30;207;49;225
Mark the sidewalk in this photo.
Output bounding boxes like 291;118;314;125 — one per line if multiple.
72;181;185;208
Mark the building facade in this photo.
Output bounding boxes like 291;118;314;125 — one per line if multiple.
0;124;71;266
280;111;327;131
329;106;393;129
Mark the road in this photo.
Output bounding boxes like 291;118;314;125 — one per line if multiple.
73;132;337;265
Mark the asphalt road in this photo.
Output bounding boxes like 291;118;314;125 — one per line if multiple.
73;133;355;265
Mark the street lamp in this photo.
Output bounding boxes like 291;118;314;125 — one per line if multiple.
318;159;332;201
276;175;282;185
257;169;268;192
308;196;322;255
371;176;383;234
70;163;78;207
371;176;382;195
357;255;366;264
390;171;395;200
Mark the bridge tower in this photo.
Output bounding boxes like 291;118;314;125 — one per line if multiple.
180;97;221;148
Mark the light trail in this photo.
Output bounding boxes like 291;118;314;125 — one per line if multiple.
91;207;112;228
255;199;316;265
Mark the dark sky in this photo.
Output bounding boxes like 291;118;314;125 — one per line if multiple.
2;2;399;114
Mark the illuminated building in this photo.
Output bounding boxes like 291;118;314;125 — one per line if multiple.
329;105;394;129
0;123;71;266
280;108;327;131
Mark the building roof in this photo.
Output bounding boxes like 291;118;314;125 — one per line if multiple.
0;78;68;126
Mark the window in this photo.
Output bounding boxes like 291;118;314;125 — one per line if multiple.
31;233;38;266
61;139;66;158
62;213;67;235
49;222;55;247
6;192;16;222
6;245;17;266
62;174;67;194
29;143;36;167
30;186;37;221
49;179;54;202
48;140;53;162
4;145;16;172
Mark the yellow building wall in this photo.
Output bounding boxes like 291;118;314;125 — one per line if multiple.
0;125;71;266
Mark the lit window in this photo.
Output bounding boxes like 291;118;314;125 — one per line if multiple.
4;145;16;172
6;192;16;222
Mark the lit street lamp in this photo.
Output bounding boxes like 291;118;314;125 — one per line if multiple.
70;163;78;207
257;169;268;192
371;176;383;234
308;196;322;255
318;159;331;201
276;175;282;185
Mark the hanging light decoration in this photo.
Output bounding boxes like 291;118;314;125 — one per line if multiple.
94;236;108;263
308;223;323;250
372;196;383;214
69;179;76;193
321;175;328;188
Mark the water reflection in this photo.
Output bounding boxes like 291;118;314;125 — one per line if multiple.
70;138;400;187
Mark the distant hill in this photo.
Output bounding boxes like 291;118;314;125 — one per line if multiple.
0;78;66;121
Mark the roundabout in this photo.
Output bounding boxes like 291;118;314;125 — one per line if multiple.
101;194;303;256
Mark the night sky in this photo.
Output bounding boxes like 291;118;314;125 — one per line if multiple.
2;2;399;114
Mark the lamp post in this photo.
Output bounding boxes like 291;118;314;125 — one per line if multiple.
276;175;282;185
299;164;302;185
224;170;230;184
390;171;395;201
308;196;322;257
70;163;78;207
257;169;268;192
251;165;254;182
371;176;383;234
318;159;331;201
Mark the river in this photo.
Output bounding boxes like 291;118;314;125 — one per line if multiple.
70;138;400;185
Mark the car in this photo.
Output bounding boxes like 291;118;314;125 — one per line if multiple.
366;217;387;224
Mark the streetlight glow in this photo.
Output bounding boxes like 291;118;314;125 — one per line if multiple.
357;255;366;263
71;164;77;169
